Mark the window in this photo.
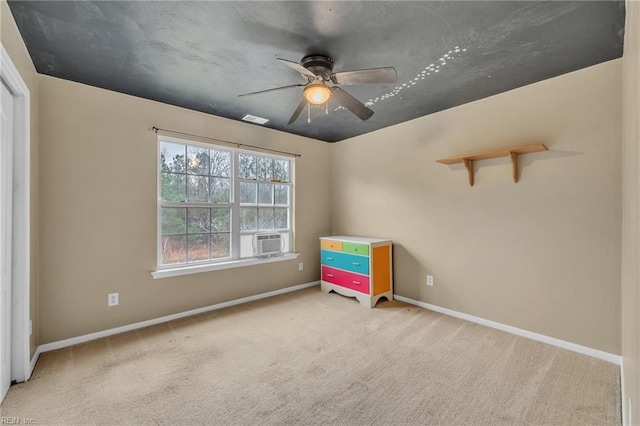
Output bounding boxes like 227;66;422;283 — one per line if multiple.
158;137;292;268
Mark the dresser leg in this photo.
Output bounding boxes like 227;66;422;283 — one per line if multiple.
354;294;373;308
371;293;393;307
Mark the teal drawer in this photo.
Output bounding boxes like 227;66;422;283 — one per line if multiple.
342;242;369;256
321;250;369;275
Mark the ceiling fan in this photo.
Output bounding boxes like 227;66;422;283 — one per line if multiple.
238;55;397;125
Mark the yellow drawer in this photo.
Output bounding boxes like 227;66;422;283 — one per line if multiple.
321;240;343;251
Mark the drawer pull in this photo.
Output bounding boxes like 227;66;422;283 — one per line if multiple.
352;262;360;266
326;274;334;278
352;281;361;285
326;257;334;261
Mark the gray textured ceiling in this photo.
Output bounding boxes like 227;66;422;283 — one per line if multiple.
8;1;625;142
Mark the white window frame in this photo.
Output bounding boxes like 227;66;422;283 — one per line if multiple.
152;136;297;279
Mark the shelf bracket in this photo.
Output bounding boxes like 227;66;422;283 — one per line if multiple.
510;152;518;183
463;158;474;187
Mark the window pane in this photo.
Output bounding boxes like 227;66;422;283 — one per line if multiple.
160;143;186;174
273;159;290;182
161;173;186;202
239;154;256;179
211;208;230;232
258;207;275;230
240;182;257;204
187;175;209;202
274;185;288;206
210;149;231;177
187;234;210;262
161;207;186;235
258;183;274;205
211;233;231;259
257;157;274;181
210;177;230;203
240;207;257;231
275;208;288;229
162;235;186;264
187;208;210;234
187;146;210;175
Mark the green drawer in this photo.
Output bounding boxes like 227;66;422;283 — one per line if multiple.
342;242;369;256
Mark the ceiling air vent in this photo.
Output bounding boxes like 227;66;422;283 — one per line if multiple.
242;114;269;125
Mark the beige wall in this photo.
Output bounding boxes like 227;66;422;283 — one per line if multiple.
1;0;40;357
37;75;331;344
622;0;640;422
332;60;622;354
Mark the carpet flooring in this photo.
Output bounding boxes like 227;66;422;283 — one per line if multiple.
1;287;621;425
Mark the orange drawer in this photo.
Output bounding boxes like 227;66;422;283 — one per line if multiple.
321;240;343;251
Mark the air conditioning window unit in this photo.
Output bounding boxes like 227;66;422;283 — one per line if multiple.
253;232;284;258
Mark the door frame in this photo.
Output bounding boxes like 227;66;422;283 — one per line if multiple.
0;44;31;383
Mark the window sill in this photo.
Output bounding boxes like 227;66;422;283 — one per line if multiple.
151;253;300;279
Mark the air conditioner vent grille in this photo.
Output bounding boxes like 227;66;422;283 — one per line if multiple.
254;233;283;257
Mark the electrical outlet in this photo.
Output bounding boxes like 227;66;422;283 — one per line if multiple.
427;275;434;286
108;292;119;307
299;262;304;271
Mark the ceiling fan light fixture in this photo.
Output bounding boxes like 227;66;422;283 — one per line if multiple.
303;83;332;105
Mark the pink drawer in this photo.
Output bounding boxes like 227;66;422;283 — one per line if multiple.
322;266;370;295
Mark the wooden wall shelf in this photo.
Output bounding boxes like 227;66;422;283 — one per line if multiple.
437;144;548;186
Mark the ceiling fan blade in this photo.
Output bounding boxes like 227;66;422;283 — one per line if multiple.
277;58;318;79
331;87;374;121
332;67;397;85
287;97;308;125
238;84;305;97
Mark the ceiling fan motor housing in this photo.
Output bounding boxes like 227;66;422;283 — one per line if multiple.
301;55;334;80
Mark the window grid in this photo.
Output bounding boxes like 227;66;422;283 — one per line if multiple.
158;138;292;267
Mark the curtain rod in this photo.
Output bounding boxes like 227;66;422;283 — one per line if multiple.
152;127;302;158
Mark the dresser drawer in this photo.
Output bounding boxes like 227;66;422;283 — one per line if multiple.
322;266;370;295
321;250;369;275
342;242;369;256
321;240;343;251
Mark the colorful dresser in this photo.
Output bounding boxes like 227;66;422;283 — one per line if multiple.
320;236;393;307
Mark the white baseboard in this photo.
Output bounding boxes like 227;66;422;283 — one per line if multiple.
38;281;320;354
28;346;40;379
394;295;621;365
